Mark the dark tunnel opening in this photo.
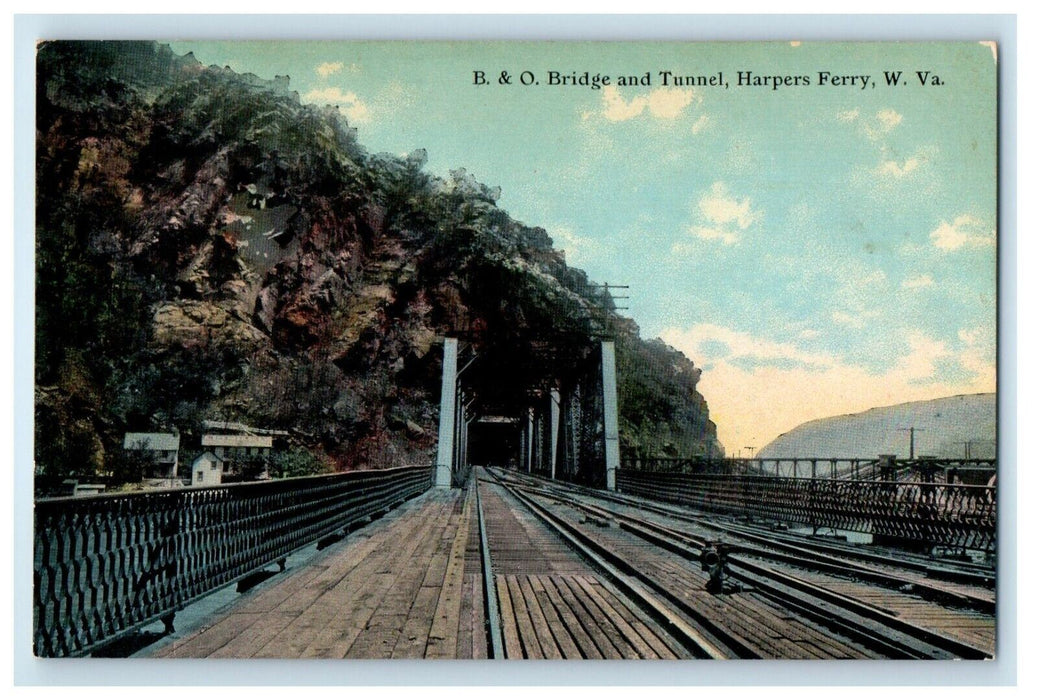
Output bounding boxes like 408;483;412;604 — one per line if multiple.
466;420;520;468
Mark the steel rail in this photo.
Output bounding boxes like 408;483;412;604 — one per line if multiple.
518;479;994;615
480;470;745;659
474;468;505;658
498;472;992;660
497;468;995;588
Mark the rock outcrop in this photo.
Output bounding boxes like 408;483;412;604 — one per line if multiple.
34;41;721;478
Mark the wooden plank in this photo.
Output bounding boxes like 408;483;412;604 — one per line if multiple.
556;575;639;659
390;503;461;659
517;574;562;659
468;573;488;659
155;612;265;658
247;495;431;616
549;575;624;659
391;587;441;659
572;576;670;659
528;575;582;659
347;498;457;659
456;571;475;658
505;574;544;659
159;496;437;658
299;571;396;658
426;483;475;658
298;495;456;658
212;611;302;659
495;573;524;659
539;575;603;659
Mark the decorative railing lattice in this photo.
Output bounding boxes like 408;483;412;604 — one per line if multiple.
616;469;996;552
33;465;433;657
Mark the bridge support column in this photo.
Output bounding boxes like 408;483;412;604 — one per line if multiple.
550;388;560;480
602;341;620;491
435;338;458;488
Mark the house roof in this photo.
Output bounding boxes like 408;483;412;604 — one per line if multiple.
123;433;180;451
202;434;273;448
191;451;223;466
202;420;289;436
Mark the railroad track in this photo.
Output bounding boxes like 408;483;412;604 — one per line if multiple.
495;467;995;596
500;472;995;614
479;466;994;660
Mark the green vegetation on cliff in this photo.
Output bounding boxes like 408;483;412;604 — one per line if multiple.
34;41;720;479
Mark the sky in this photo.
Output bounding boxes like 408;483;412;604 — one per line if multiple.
169;40;998;455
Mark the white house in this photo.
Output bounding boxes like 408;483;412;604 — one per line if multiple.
190;451;224;486
123;432;180;481
201;433;274;480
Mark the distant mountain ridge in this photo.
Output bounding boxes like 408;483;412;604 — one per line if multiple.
757;394;996;460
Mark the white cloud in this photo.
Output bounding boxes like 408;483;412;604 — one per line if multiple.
701;182;759;228
690;226;741;245
646;88;696;119
829;267;885;329
831;311;863;328
691;114;711;135
670;241;696;257
660;323;995;457
957;324;997;388
929;215;995;251
684;182;761;246
551;225;592;263
893;331;948;381
902;274;935;290
831;310;880;329
316;61;344;78
301;87;371;124
958;327;982;345
875;154;922;178
598;85;699;122
601;86;647;121
865;108;903;139
838;108;903;140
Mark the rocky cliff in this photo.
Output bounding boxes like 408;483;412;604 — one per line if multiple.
34;41;720;478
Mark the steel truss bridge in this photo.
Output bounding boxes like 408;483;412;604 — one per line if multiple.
33;338;997;658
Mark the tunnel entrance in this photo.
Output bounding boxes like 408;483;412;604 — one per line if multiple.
467;418;520;468
435;336;619;490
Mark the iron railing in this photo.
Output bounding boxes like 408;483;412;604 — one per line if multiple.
33;465;433;657
624;456;996;483
616;469;996;552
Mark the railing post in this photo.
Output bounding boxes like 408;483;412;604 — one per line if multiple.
435;338;458;488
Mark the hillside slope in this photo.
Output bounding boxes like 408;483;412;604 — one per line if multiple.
757;394;996;459
34;41;720;478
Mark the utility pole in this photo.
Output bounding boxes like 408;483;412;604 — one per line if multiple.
955;440;973;459
586;283;630;311
897;426;925;460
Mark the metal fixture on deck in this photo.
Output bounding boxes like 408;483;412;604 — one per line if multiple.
700;541;732;593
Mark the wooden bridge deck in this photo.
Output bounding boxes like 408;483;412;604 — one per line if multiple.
138;469;995;661
144;477;688;660
149;486;480;659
